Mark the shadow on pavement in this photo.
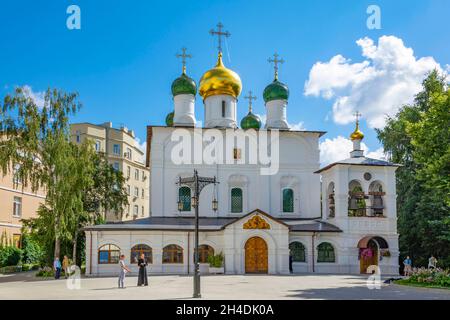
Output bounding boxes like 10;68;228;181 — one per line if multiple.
285;284;450;300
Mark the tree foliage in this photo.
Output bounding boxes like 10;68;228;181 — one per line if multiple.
1;87;128;265
376;70;450;267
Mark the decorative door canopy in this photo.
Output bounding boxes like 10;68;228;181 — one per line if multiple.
243;215;270;229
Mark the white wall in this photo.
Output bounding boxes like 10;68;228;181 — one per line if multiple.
150;127;321;219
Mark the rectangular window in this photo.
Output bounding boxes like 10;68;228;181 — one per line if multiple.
13;164;22;185
233;148;241;160
142;171;145;181
13;234;21;248
141;188;144;199
76;130;81;143
221;101;226;117
126;148;132;160
133;205;139;216
282;188;294;213
141;206;144;216
13;197;22;217
113;144;120;155
113;162;119;171
134;169;139;180
231;188;243;213
134;187;139;197
95;140;101;152
127;166;130;178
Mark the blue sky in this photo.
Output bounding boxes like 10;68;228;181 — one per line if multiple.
1;0;449;163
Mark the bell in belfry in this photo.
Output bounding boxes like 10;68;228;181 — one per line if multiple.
349;197;359;210
372;196;383;209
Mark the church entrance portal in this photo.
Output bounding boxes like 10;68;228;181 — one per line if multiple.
245;236;268;274
360;239;379;274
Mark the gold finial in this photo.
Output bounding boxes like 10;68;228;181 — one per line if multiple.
176;47;192;74
244;90;257;113
268;52;285;80
350;111;364;140
209;22;230;54
215;51;224;67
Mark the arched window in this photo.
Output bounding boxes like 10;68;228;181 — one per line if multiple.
282;188;294;213
348;180;366;217
197;245;215;263
163;244;183;264
98;244;120;264
327;182;335;218
289;242;306;262
231;187;243;213
130;244;153;264
317;242;335;263
179;186;191;212
369;181;385;216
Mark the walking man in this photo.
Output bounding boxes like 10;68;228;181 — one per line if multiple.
118;254;131;289
403;256;412;276
53;257;62;280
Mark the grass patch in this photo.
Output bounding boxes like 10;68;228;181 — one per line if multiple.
394;279;450;290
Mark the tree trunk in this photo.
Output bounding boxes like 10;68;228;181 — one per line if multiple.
72;229;78;265
54;235;60;259
54;215;61;259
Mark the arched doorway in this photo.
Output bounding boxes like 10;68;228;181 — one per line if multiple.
358;236;388;274
245;236;268;274
360;240;378;273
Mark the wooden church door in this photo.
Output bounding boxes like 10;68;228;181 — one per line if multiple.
245;236;268;273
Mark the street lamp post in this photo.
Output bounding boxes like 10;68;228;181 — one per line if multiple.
177;170;218;298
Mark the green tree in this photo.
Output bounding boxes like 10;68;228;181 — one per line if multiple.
68;148;128;264
376;70;450;267
1;87;81;259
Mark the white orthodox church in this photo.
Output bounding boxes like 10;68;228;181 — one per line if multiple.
84;26;400;276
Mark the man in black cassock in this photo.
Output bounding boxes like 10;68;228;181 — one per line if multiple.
137;253;148;286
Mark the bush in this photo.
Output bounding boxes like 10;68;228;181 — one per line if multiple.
0;265;22;274
207;252;224;268
21;263;40;272
21;235;44;265
35;266;54;278
0;246;23;267
404;268;450;288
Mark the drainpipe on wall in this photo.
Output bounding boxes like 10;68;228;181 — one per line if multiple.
187;231;190;274
89;231;93;276
312;232;316;273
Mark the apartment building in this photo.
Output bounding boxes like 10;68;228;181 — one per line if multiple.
70;122;150;222
0;168;45;247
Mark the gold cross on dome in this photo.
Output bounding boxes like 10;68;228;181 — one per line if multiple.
353;111;362;124
209;22;231;53
176;47;192;74
268;52;285;80
244;90;257;112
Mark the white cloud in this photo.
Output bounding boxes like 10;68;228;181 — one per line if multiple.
22;85;45;108
305;36;446;128
134;137;146;164
319;135;385;166
254;114;306;131
290;121;306;130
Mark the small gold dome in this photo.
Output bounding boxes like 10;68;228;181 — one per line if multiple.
350;123;364;140
199;52;242;100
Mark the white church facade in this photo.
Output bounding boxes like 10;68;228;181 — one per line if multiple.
84;26;400;276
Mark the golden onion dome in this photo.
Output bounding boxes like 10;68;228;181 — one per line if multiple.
350;122;364;140
199;52;242;100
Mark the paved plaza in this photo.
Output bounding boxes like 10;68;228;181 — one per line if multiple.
0;272;449;300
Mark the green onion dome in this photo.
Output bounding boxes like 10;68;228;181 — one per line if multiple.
263;80;289;103
171;73;197;96
240;112;262;130
165;111;174;127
